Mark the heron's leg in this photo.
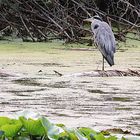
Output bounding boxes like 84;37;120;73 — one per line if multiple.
102;56;104;71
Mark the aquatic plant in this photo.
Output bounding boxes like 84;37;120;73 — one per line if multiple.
0;111;139;140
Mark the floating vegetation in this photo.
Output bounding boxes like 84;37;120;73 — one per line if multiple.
0;111;139;140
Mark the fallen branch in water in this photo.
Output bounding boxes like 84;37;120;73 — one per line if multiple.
54;69;140;77
1;69;140;78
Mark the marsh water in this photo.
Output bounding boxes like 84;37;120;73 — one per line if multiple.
0;41;140;134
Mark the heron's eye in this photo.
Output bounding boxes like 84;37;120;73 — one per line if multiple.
94;24;99;29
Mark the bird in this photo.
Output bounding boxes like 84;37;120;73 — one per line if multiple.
84;15;116;71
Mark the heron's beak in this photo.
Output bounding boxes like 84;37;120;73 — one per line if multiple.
83;17;93;22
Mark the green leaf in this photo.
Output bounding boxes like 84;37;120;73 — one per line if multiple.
0;130;4;136
101;130;110;135
0;119;22;137
20;117;45;136
105;136;117;140
78;127;97;138
74;129;88;140
94;133;105;140
94;134;117;140
0;117;11;127
12;136;31;140
56;124;65;128
41;117;64;140
121;137;126;140
62;127;78;140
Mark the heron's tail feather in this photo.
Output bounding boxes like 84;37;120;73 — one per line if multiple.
104;55;114;66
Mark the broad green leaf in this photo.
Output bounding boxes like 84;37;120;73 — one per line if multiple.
74;129;88;140
41;117;64;140
57;132;71;140
20;117;45;136
0;117;11;127
94;134;117;140
0;119;22;137
101;130;110;135
105;136;117;140
61;127;78;140
67;131;78;140
94;133;105;140
78;127;97;138
0;112;139;140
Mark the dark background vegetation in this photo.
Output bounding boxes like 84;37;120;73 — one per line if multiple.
0;0;140;42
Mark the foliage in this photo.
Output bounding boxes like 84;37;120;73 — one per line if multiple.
0;112;139;140
0;0;139;42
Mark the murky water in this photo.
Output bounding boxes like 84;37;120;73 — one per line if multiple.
0;45;140;133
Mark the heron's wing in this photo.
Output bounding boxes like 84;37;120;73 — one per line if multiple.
102;22;116;53
94;22;116;66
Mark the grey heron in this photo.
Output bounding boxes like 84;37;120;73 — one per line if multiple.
84;15;116;71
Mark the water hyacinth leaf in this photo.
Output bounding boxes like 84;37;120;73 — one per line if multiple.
62;127;78;140
105;136;117;140
0;112;139;140
57;132;72;140
20;117;45;136
41;117;64;140
0;117;11;127
93;134;117;140
101;130;110;135
74;129;88;140
0;119;22;137
94;133;105;140
68;132;78;140
78;127;97;138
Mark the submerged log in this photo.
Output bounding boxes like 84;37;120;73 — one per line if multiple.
1;69;140;78
54;69;140;77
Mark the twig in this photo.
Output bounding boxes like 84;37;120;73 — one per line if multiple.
53;70;63;77
19;14;35;42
